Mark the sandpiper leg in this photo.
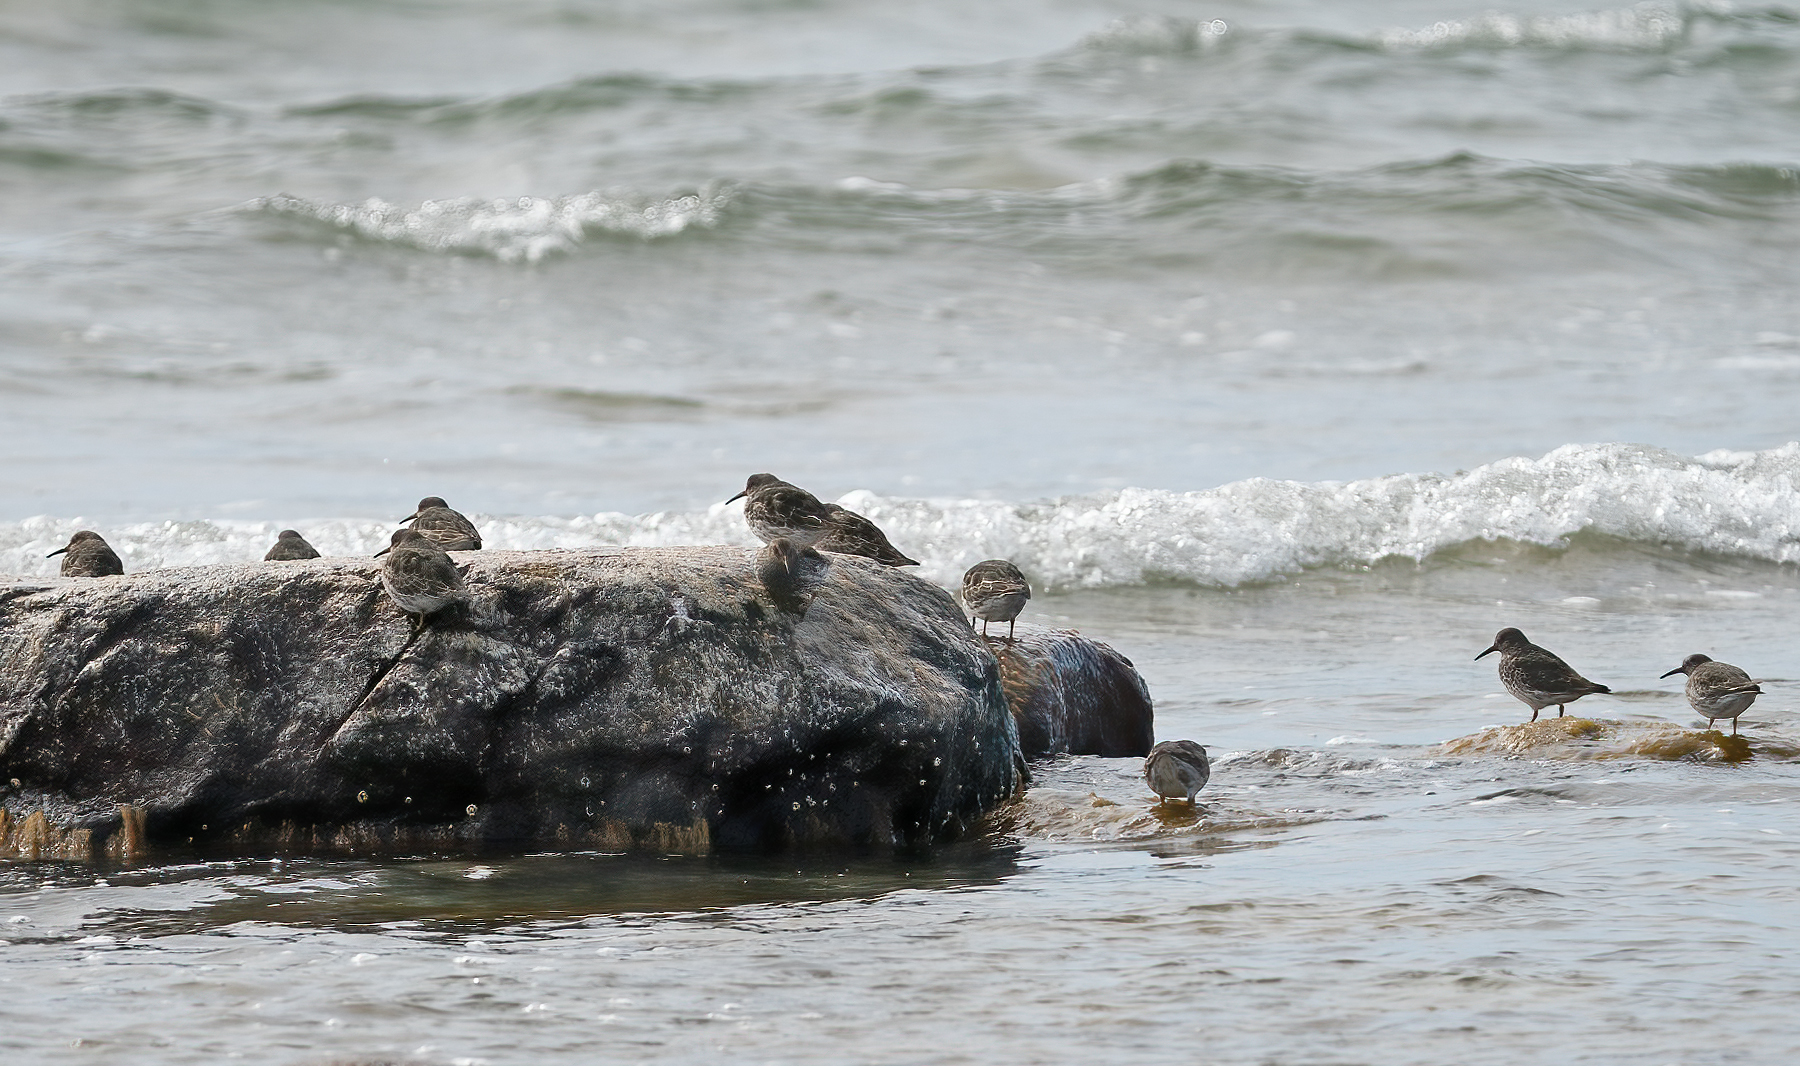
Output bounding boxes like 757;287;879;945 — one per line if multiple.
1530;708;1540;722
1008;618;1016;642
1557;705;1565;717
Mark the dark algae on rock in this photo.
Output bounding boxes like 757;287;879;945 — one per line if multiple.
0;547;1026;859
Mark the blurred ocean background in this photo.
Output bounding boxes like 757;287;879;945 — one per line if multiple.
6;2;1800;1063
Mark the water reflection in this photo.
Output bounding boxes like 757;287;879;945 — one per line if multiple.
0;844;1022;941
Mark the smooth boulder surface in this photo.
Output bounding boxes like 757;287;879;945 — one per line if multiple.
0;547;1021;859
997;625;1155;758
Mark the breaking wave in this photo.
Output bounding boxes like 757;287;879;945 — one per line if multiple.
4;443;1800;587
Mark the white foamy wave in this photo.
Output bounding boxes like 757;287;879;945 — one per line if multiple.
0;509;760;581
1378;3;1692;51
5;443;1800;587
247;187;729;262
848;442;1800;589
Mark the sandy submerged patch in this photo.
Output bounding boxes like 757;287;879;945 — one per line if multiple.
995;787;1333;846
1435;716;1800;763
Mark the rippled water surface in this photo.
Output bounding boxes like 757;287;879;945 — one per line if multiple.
6;0;1800;1062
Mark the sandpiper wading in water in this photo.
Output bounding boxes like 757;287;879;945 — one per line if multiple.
1476;627;1610;722
1145;741;1210;805
1660;653;1761;735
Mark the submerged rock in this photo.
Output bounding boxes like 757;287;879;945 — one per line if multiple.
995;625;1155;758
0;547;1023;859
1434;716;1798;763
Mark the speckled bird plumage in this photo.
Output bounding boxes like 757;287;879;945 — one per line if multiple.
264;529;321;561
814;503;918;566
376;528;467;623
961;559;1031;640
1661;653;1760;734
1145;740;1210;804
728;474;834;548
47;530;123;577
1476;627;1610;722
402;496;482;551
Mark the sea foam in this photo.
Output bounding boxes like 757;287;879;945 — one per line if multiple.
245;188;729;262
4;443;1798;587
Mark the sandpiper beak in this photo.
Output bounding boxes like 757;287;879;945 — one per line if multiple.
725;490;747;504
45;547;67;558
1658;666;1684;679
1474;645;1498;660
373;546;392;558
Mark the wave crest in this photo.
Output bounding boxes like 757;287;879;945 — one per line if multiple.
245;186;730;262
874;442;1800;589
1378;3;1695;51
5;444;1800;587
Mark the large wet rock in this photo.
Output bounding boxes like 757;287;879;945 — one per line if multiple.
0;547;1025;859
999;625;1155;758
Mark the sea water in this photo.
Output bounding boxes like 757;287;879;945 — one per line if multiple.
4;1;1800;1062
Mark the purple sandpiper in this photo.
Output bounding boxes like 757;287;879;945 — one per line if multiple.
1660;653;1761;734
374;528;467;628
402;496;482;551
47;530;123;577
264;529;321;561
1476;627;1610;722
1145;740;1210;805
961;559;1031;641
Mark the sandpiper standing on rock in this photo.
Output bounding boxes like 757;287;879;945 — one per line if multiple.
726;474;834;547
1145;740;1210;805
962;559;1031;641
757;537;831;615
402;497;482;551
1660;653;1761;735
815;504;919;566
264;529;321;561
375;528;467;629
1476;627;1610;721
47;531;124;577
